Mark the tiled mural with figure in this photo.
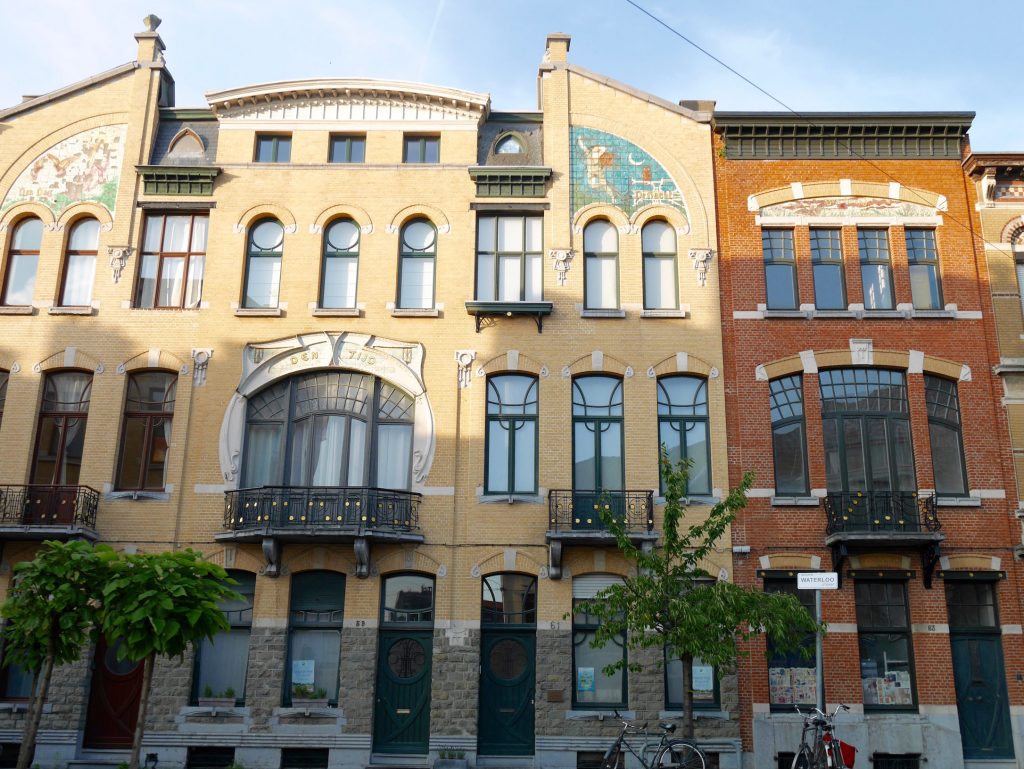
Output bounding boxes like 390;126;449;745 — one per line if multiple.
1;124;127;214
570;126;689;226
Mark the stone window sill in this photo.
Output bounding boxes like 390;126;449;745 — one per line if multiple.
861;310;906;319
392;308;440;317
659;709;729;720
763;309;809;318
566;709;635;720
771;496;821;506
104;490;171;502
813;310;858;318
0;306;34;315
235;308;283;317
181;704;249;717
912;309;956;318
478;493;545;505
936;496;982;507
48;306;95;316
273;705;345;721
581;308;626;319
0;702;48;713
312;307;361;317
655;495;719;506
640;308;687;319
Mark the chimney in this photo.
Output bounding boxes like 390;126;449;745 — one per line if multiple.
544;33;571;66
135;14;165;63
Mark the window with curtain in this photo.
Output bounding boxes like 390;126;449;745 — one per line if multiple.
193;571;254;704
763;228;797;309
320;219;360;309
572;376;623;491
657;376;710;495
32;371;93;486
642;220;677;310
924;375;967;497
475;214;543;302
286;571;345;705
769;375;808;495
398;219;437;309
2;217;43;306
906;228;942;310
136;213;208;309
485;375;538;495
242;371;415;491
858;228;894;310
243;218;284;309
116;371;176;490
810;228;845;310
765;578;818;708
855;580;916;709
572;575;625;708
584;220;618;310
59;218;99;306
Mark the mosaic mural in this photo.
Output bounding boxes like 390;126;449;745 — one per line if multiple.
1;124;127;215
570;127;689;226
760;196;935;219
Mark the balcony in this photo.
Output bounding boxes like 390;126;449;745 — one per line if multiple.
546;489;657;579
0;485;100;541
824;491;943;587
219;486;423;578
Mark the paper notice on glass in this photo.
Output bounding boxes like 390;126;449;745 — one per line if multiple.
791;667;817;704
769;667;792;704
692;663;714;693
577;667;595;692
292;659;315;685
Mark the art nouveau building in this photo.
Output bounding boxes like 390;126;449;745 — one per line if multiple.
0;21;740;769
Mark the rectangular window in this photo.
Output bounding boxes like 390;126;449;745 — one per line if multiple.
329;135;366;163
762;229;797;309
193;573;254;705
765;578;817;708
572;600;626;708
946;580;998;629
769;375;808;495
810;228;845;310
906;228;942;310
855;580;916;709
287;572;344;706
924;376;967;496
403;135;440;164
665;654;717;710
136;214;208;309
254;134;291;163
858;228;894;310
476;215;543;302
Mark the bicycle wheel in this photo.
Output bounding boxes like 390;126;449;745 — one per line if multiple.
657;739;706;769
790;746;813;769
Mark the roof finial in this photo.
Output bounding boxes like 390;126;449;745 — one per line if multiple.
143;14;162;32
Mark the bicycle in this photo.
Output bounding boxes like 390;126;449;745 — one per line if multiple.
599;712;708;769
791;704;857;769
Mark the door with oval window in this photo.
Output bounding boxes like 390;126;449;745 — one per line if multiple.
478;573;536;756
373;574;434;755
83;638;143;748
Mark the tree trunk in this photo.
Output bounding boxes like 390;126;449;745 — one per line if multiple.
681;653;694;740
128;653;155;769
17;626;57;769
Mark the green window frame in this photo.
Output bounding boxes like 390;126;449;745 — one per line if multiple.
924;375;967;497
329;134;366;163
192;570;255;705
381;573;435;627
642;220;678;310
764;577;818;709
769;374;809;496
855;579;917;710
906;228;942;310
481;573;537;627
810;228;846;310
397;218;437;309
858;228;894;310
320;218;360;309
656;376;710;496
242;218;284;309
403;135;440;164
285;570;345;706
572;598;626;709
572;376;624;491
763;228;797;310
665;652;718;710
484;375;538;495
254;134;291;163
475;214;543;302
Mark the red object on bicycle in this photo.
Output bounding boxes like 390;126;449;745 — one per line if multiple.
838;740;857;767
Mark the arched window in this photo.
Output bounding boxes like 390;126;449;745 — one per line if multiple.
642;220;677;310
0;369;8;432
193;570;254;704
286;571;345;706
769;375;808;496
59;218;99;306
116;371;177;490
924;375;967;496
583;220;618;310
398;219;436;309
243;218;284;309
481;573;537;626
494;134;525;155
320;219;359;309
2;217;43;306
242;371;415;490
572;376;623;491
485;375;538;495
657;376;710;495
381;573;435;625
32;371;92;486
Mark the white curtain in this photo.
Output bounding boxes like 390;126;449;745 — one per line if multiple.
377;424;412;489
310;416;346;486
62;254;95;306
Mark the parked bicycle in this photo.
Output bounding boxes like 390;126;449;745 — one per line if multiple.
791;704;857;769
599;712;708;769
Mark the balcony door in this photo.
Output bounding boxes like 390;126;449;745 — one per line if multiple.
571;376;623;531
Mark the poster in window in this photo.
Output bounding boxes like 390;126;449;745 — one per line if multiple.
577;667;595;692
769;667;792;704
692;663;714;700
292;659;315;685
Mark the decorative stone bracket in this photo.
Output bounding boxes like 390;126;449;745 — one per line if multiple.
454;350;476;388
549;248;575;286
689;248;714;287
192;348;213;386
108;246;134;283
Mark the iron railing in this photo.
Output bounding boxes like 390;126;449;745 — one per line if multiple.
824;491;939;536
224;486;421;533
548;489;655;533
0;485;100;529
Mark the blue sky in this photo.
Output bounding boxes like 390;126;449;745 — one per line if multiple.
1;1;1018;150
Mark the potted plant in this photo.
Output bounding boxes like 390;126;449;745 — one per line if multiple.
197;685;237;708
434;747;469;769
290;683;329;708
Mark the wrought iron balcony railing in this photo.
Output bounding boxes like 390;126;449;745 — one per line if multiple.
0;485;100;529
548;489;655;534
824;491;940;536
223;486;421;534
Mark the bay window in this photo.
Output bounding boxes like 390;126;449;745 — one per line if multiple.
475;214;542;302
136;213;208;309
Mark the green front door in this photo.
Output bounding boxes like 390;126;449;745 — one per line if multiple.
478;631;535;756
951;634;1014;760
373;631;433;755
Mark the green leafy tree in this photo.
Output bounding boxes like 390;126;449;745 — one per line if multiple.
577;454;824;738
100;550;240;769
1;540;117;769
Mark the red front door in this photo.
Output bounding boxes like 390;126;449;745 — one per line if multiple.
83;638;144;748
